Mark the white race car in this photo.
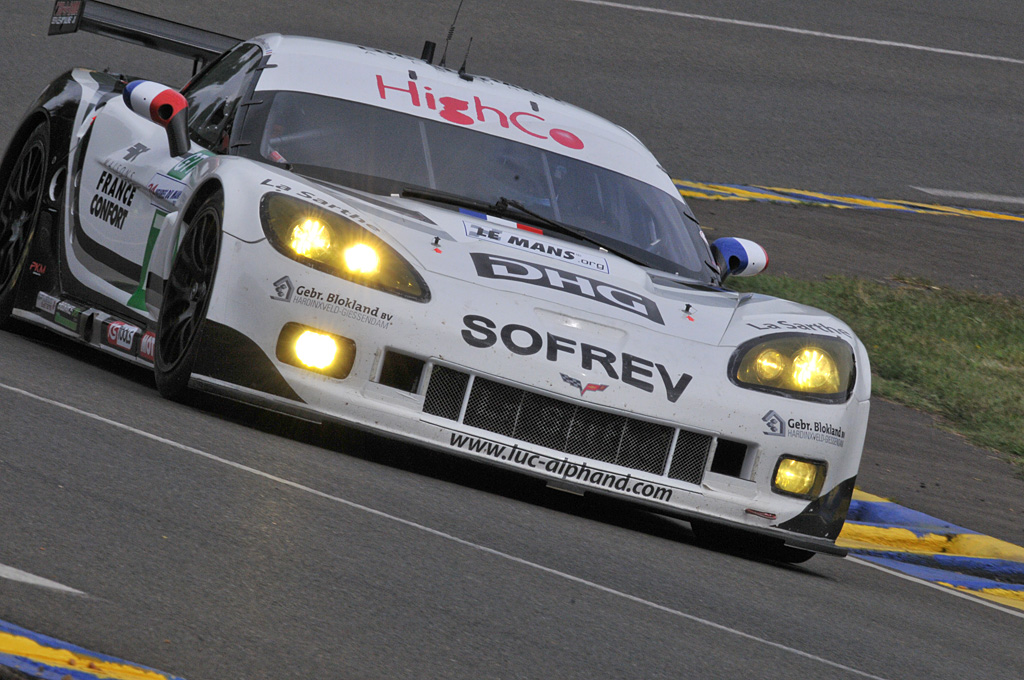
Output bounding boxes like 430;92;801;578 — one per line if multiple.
1;1;869;561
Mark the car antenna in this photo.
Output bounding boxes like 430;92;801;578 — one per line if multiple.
458;37;474;80
437;0;467;68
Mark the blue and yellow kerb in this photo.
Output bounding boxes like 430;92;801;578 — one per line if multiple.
839;490;1024;612
0;619;183;680
674;180;1024;223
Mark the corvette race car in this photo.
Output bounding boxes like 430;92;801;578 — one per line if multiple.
0;1;869;561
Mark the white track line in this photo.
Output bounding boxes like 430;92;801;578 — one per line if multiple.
0;381;890;679
910;187;1024;206
847;557;1024;620
567;0;1024;66
0;563;86;595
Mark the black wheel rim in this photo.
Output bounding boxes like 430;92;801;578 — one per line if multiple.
158;206;220;368
0;137;45;290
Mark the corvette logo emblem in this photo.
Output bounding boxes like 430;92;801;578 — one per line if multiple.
560;373;608;397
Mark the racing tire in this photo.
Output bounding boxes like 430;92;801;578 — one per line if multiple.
154;191;223;400
689;519;816;564
0;124;48;328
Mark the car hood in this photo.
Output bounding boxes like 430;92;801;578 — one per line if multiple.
222;163;859;352
372;193;857;350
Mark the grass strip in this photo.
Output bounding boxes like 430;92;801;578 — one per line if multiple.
729;275;1024;466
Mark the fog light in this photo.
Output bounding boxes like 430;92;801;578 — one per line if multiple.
295;330;337;369
276;323;356;379
773;457;826;498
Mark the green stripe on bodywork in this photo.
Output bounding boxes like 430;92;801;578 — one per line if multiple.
128;209;168;310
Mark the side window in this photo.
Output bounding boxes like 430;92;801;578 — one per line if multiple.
182;44;264;152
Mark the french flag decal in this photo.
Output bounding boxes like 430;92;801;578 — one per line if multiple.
711;237;769;277
123;80;188;128
458;208;543;234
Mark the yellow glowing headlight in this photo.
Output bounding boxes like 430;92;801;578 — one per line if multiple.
754;348;786;381
732;334;855;402
289;219;331;258
294;330;338;369
791;348;839;391
344;243;380;274
261;193;429;302
773;457;826;498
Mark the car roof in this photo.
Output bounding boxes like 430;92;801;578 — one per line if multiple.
249;34;677;191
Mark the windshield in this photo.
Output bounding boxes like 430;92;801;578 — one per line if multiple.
241;90;712;280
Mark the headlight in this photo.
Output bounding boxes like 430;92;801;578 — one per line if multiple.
261;193;429;302
729;333;855;403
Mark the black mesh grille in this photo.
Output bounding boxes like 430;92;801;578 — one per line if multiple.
668;430;713;484
423;366;469;420
423;365;710;483
565;407;627;465
432;371;676;476
620;419;676;474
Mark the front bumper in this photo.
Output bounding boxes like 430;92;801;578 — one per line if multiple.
197;233;869;555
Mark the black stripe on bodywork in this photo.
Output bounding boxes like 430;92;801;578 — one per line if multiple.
777;476;856;540
193;320;305;403
70;187;144;283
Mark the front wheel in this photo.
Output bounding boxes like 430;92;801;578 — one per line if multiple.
154;192;223;400
0;124;48;327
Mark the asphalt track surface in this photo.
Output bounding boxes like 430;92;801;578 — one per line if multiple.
2;2;1023;679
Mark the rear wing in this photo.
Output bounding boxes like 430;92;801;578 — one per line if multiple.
49;0;241;72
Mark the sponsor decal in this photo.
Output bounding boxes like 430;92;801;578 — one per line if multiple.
762;410;785;436
35;292;59;315
168;150;215;180
271;275;295;302
147;173;187;203
90;170;137;230
747;320;851;338
448;431;673;502
259;180;373;228
29;261;47;276
560;373;608;397
139;331;156;362
376;75;585;150
462;314;692;403
49;0;82;35
464;221;609;273
470;252;663;325
762;411;845;448
101;159;137;181
104;320;140;353
270;277;394;329
123;142;149;162
54;301;84;332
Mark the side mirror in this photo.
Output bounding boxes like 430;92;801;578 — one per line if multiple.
123;80;190;157
711;237;768;281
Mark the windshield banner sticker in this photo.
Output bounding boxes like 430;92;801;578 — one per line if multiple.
376;75;585;150
464;220;609;273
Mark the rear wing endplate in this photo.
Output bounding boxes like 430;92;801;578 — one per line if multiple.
49;0;241;71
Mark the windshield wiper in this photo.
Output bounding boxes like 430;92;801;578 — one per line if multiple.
491;198;649;268
399;187;651;269
399;186;501;214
